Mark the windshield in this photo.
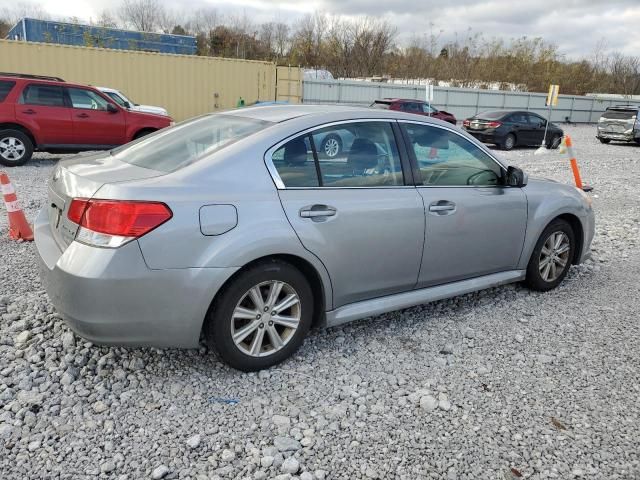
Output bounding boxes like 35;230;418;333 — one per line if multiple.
106;91;129;107
112;114;272;172
602;109;637;120
477;111;507;120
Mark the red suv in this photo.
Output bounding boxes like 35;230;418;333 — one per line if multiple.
0;73;172;166
371;98;457;125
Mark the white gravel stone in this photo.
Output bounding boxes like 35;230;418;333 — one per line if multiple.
151;465;169;479
281;456;300;474
221;449;235;462
419;395;438;412
186;434;201;449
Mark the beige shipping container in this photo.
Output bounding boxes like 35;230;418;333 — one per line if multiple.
0;39;301;121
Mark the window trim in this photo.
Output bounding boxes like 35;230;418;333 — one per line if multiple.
398;119;509;188
264;118;414;190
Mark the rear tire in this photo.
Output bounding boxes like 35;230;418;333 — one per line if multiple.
501;133;516;151
524;219;575;292
320;134;342;158
598;138;611;144
204;260;314;371
0;129;33;167
548;134;562;149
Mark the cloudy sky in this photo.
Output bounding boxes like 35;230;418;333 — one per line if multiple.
5;0;640;57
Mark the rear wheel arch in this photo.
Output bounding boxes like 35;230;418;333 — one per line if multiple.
0;123;37;147
202;254;328;338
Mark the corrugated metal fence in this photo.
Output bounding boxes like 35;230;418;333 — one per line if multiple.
303;79;640;123
0;40;302;121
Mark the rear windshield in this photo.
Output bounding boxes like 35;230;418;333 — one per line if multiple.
0;81;16;102
601;109;637;120
112;114;271;172
371;102;391;109
477;111;507;120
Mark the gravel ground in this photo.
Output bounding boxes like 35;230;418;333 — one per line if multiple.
1;125;639;480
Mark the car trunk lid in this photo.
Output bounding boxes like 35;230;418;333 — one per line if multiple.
599;109;637;133
47;151;165;249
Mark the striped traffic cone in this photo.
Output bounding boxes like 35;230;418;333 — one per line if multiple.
563;136;592;193
1;172;34;241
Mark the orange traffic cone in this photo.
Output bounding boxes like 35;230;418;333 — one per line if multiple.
1;172;34;241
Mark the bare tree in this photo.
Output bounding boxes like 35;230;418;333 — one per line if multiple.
118;0;164;32
94;10;119;28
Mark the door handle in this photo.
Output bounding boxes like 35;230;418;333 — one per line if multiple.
429;201;456;215
21;109;36;115
76;113;90;118
299;205;337;218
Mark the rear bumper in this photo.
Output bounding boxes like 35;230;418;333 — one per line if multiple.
465;130;500;143
596;132;636;141
580;207;596;264
34;207;239;348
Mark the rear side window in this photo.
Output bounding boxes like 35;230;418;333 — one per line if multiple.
271;122;404;188
113;114;271;172
271;135;320;187
0;81;16;102
20;84;66;107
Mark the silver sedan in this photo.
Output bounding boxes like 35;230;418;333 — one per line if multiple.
35;105;595;371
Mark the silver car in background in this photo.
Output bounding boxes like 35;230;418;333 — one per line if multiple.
35;105;595;371
596;105;640;144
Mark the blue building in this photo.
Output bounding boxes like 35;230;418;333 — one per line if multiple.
6;18;197;55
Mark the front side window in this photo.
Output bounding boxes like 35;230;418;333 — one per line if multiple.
404;123;503;186
20;84;65;107
271;122;404;188
422;104;436;114
507;113;527;123
67;88;111;111
0;81;16;102
527;114;545;127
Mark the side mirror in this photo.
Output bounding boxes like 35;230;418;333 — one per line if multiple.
506;165;528;187
106;103;119;113
124;101;133;109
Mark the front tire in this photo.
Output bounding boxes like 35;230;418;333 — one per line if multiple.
524;219;575;291
0;130;34;167
598;138;611;144
205;260;314;371
501;133;516;151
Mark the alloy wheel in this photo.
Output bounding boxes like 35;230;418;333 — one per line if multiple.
505;135;515;150
323;137;340;157
231;280;301;357
538;231;571;282
0;137;26;161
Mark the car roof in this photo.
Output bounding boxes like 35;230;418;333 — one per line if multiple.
224;104;381;122
222;103;460;127
378;98;426;104
0;74;101;91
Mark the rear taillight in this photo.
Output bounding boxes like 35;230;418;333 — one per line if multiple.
487;121;502;128
67;198;172;248
462;119;471;127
